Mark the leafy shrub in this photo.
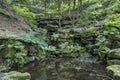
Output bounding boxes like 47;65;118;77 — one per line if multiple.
94;18;120;60
93;35;110;61
22;32;48;49
104;21;120;38
58;42;87;57
109;1;120;13
94;44;110;61
107;14;120;21
1;40;28;67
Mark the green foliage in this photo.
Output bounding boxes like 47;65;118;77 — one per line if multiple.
107;14;120;21
13;5;37;29
59;42;87;57
94;15;120;60
5;0;13;4
77;2;104;26
51;33;60;41
1;0;120;64
94;35;110;60
8;41;24;49
106;0;120;14
22;32;48;49
96;35;106;45
0;44;4;50
1;40;28;67
0;8;11;17
95;45;110;61
5;0;29;5
86;27;98;35
44;46;56;52
104;21;120;39
77;0;120;27
80;27;99;43
105;14;120;31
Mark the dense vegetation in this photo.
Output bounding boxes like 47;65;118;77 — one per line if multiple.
0;0;120;79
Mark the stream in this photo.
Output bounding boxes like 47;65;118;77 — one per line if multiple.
21;58;115;80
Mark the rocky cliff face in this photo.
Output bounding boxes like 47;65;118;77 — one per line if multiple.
0;1;33;39
0;1;37;68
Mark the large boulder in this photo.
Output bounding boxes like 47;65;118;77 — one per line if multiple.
0;71;31;80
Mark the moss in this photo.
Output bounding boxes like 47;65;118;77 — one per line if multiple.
0;65;6;72
58;42;88;57
3;48;15;58
94;45;110;61
107;60;120;65
107;14;120;21
108;48;120;59
104;21;120;29
109;1;120;13
0;40;28;67
37;46;45;58
106;65;120;77
0;71;31;80
0;38;47;68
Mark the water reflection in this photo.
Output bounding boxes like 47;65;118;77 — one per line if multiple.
21;58;114;80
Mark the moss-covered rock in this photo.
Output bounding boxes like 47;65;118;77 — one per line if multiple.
0;71;31;80
0;65;6;72
106;65;120;78
0;40;29;67
107;60;120;65
108;48;120;59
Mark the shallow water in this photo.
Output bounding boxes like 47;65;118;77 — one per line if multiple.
21;58;115;80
